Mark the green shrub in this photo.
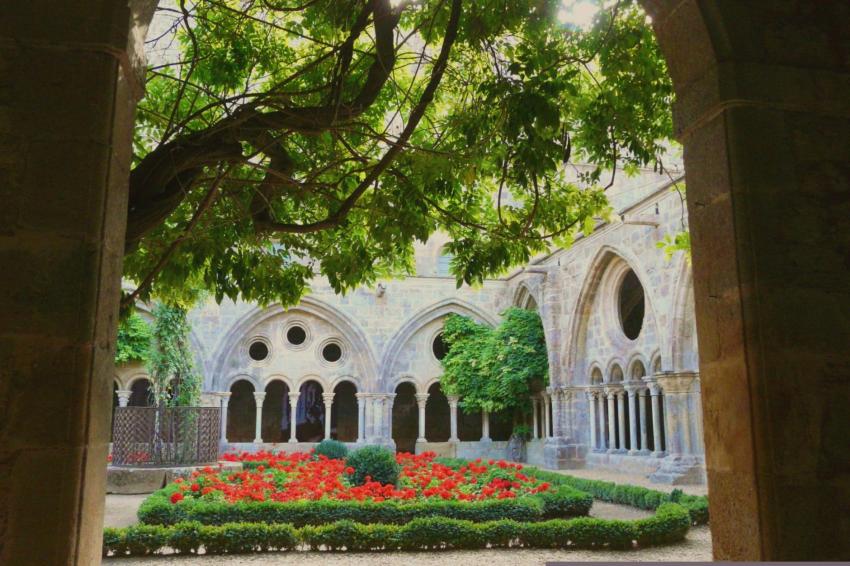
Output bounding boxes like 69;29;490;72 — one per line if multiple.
315;439;349;460
104;505;692;556
537;485;594;518
345;445;400;486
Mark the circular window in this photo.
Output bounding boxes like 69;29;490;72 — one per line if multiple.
322;342;342;363
286;325;307;346
432;333;449;361
248;340;269;361
618;269;645;340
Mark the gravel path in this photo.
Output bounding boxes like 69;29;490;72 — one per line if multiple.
554;468;709;497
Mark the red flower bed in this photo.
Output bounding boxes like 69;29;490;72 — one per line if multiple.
173;451;552;505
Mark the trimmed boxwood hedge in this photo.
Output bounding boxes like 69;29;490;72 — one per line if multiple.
105;502;691;557
138;484;593;527
435;457;709;526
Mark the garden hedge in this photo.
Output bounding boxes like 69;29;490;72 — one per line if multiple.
138;486;592;527
435;457;709;525
105;502;691;557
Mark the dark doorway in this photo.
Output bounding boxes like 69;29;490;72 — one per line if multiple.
262;380;290;442
392;382;418;453
332;381;358;441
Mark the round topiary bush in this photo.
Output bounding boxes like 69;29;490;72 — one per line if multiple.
314;439;348;460
346;445;400;486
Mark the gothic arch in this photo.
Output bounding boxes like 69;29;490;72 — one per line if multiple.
512;281;540;310
378;298;499;388
669;257;699;372
564;245;661;385
210;296;378;391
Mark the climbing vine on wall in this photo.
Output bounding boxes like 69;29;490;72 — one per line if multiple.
440;307;548;417
147;303;202;407
115;312;153;365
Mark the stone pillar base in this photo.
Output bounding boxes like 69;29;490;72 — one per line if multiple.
543;438;587;469
649;454;706;485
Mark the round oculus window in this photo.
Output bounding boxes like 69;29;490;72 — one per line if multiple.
618;269;645;340
286;325;307;346
248;340;269;361
322;342;342;363
432;333;449;361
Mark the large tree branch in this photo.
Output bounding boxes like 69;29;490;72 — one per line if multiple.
259;0;464;234
126;0;401;251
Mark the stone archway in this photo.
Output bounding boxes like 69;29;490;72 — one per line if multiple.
2;2;849;563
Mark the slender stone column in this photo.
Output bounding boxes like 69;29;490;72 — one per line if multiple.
219;392;232;443
638;389;649;452
481;411;490;441
447;395;459;442
649;384;663;455
384;394;395;441
542;394;551;438
605;388;617;452
355;393;367;442
616;390;626;451
371;396;384;441
531;399;539;439
548;389;560;437
415;394;429;442
253;392;266;444
322;392;334;440
625;385;639;454
656;373;698;456
586;391;597;450
597;392;607;449
116;390;131;408
288;391;299;443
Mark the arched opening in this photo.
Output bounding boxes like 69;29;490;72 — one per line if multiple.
425;382;450;441
128;378;152;407
227;380;256;442
490;408;513;441
392;382;418;453
331;381;358;442
591;367;603;385
457;403;482;441
261;380;290;442
618;269;645;340
296;380;324;442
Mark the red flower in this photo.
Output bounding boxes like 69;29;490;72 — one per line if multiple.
170;492;184;504
191;483;200;492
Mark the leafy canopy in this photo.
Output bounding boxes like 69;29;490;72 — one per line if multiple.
147;303;202;406
440;307;549;414
115;312;153;364
124;0;673;308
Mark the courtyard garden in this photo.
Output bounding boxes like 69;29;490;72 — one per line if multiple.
103;442;708;557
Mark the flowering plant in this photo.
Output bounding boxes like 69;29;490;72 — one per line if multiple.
178;450;552;505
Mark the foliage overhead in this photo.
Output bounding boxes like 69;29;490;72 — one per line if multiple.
115;312;153;364
439;307;549;414
147;303;202;406
125;0;673;308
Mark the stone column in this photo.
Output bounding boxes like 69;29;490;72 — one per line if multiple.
481;411;490;441
649;383;663;455
288;391;299;443
531;398;540;439
656;373;698;456
605;388;617;452
415;393;428;442
0;2;154;563
616;390;627;452
638;389;649;453
625;385;639;454
219;392;232;443
355;393;367;442
542;393;551;439
371;396;384;441
384;394;395;441
253;392;266;444
597;392;607;450
322;392;334;440
116;390;132;408
447;395;459;442
586;391;597;450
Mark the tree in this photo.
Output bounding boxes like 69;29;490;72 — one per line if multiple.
122;0;673;308
115;312;153;364
147;303;202;406
439;307;548;418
